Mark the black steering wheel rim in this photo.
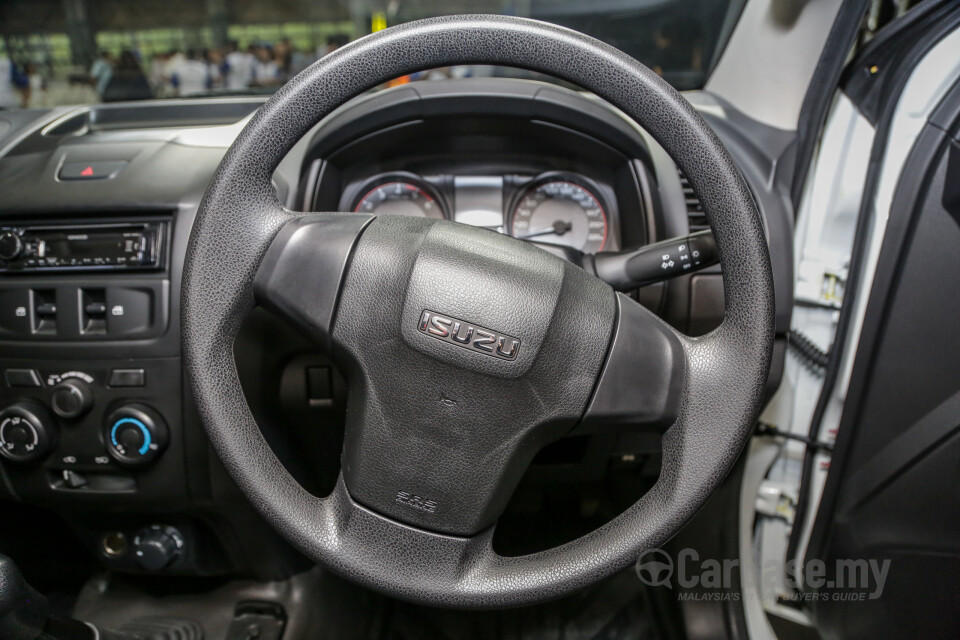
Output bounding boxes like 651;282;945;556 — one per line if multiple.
182;14;774;608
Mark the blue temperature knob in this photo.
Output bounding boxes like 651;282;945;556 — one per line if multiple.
105;404;167;465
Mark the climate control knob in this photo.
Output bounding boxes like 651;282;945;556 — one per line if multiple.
0;401;56;463
105;404;168;466
50;379;93;419
133;525;184;571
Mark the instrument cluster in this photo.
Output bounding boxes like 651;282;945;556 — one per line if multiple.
342;171;617;253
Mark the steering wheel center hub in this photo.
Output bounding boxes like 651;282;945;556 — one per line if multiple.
394;218;565;376
331;216;616;535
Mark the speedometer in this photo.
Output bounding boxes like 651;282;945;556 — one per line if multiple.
353;177;446;219
508;177;608;253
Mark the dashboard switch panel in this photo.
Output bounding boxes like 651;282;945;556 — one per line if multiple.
0;280;168;340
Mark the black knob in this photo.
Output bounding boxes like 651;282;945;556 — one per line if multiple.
0;232;22;261
0;402;56;463
105;404;168;466
133;525;183;571
50;379;93;419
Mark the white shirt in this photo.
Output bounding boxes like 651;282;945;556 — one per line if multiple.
171;59;211;97
253;60;279;86
224;52;254;90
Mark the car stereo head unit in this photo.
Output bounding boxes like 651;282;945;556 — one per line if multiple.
0;222;164;273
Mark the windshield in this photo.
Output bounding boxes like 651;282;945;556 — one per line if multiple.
0;0;744;110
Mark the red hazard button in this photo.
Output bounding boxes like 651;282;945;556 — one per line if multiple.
59;161;127;181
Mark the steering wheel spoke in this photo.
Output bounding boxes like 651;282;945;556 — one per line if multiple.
253;213;373;347
576;293;687;434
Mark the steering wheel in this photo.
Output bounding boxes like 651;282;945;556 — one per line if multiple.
182;15;773;608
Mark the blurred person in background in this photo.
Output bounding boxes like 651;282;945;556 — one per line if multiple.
290;42;313;77
274;37;293;83
223;40;254;91
204;48;224;88
25;62;47;108
149;51;169;97
89;50;114;98
102;49;153;102
252;44;279;87
0;55;29;109
163;48;185;95
318;34;348;60
170;49;213;96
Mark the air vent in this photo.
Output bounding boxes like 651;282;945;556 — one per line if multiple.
678;169;708;232
42;111;90;137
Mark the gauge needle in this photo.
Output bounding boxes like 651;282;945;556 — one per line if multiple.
517;220;573;239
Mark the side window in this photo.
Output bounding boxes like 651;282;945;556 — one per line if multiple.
859;0;922;46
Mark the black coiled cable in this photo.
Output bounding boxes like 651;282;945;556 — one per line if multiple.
788;329;830;370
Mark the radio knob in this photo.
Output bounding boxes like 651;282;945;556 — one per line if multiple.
105;404;168;466
50;379;93;419
0;232;23;261
0;401;56;463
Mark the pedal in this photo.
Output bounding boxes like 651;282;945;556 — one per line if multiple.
113;616;204;639
224;601;286;640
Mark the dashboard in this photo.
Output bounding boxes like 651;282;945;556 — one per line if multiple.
0;79;793;580
294;79;666;258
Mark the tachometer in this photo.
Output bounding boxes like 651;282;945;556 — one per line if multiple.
509;177;608;253
353;177;445;219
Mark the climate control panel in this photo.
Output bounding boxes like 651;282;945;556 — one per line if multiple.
0;395;168;469
0;357;181;506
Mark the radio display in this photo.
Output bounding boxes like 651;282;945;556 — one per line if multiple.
0;222;162;271
38;229;144;263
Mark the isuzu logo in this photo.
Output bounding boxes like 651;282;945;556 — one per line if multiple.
418;310;520;360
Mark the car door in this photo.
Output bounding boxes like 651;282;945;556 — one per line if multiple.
801;4;960;638
747;2;960;639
